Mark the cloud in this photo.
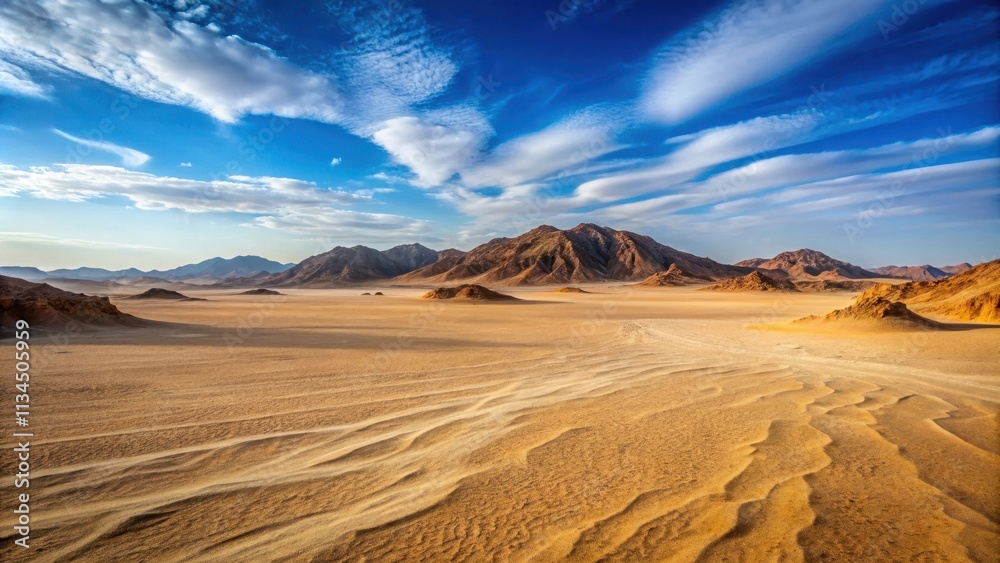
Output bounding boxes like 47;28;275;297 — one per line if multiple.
330;157;342;166
641;0;884;123
331;0;460;132
460;110;625;188
573;112;818;202
0;231;161;250
0;0;342;123
0;163;430;236
594;126;1000;221
248;209;433;240
54;129;151;167
371;106;492;187
0;58;46;98
180;162;193;167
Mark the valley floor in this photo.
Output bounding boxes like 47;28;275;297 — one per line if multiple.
2;286;998;562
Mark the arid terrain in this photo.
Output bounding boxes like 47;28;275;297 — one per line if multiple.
1;284;997;562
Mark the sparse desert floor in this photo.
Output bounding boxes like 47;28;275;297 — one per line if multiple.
1;286;998;562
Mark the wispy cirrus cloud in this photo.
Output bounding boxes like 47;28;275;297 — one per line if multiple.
0;0;343;123
460;109;626;189
641;0;886;124
0;231;162;250
54;129;151;167
585;132;1000;235
573;112;819;203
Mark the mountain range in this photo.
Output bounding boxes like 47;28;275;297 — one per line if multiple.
4;226;982;289
397;224;752;286
0;255;293;283
251;224;754;288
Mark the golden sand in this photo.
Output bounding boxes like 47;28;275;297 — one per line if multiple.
1;286;997;562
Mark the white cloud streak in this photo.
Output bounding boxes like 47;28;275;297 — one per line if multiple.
641;0;886;123
0;231;161;250
54;129;151;167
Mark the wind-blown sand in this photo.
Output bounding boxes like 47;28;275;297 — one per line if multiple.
1;286;997;562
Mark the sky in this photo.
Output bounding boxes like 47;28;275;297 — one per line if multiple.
0;0;997;270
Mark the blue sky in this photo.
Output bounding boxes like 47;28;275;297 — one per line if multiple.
0;0;997;270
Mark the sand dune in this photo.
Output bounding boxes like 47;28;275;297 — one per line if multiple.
0;287;996;562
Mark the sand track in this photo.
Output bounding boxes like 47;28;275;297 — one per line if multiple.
1;288;996;561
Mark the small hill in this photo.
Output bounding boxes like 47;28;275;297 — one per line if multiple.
871;265;949;281
703;272;799;292
124;288;205;301
795;295;938;329
421;285;516;301
858;259;999;322
239;289;282;296
552;287;590;293
638;264;713;286
736;249;878;280
0;275;142;331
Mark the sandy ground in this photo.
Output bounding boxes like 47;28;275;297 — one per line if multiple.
1;285;998;562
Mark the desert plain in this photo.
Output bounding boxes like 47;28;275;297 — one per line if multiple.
1;285;998;562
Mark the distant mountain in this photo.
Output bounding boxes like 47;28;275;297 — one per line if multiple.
261;244;440;287
735;249;878;280
149;255;293;280
46;267;146;280
397;224;751;286
940;263;973;275
18;256;292;283
871;265;949;281
0;266;48;281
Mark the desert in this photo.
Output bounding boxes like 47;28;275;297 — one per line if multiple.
1;0;997;560
1;251;997;561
